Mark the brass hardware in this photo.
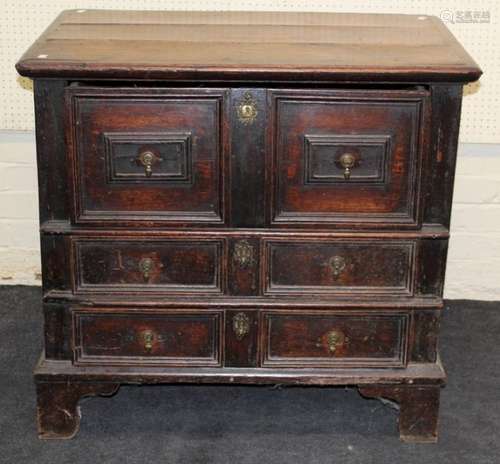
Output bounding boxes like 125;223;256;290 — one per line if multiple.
138;257;154;280
142;330;154;352
329;255;346;278
233;240;254;268
237;92;258;125
339;152;356;180
135;150;162;177
232;312;250;340
326;329;345;354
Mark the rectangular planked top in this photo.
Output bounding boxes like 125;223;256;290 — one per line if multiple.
16;9;481;82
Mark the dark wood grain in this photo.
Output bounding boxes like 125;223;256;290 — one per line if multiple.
262;310;409;368
36;355;446;385
424;85;464;227
263;237;415;296
410;310;440;363
359;384;441;442
43;302;72;360
66;87;229;226
34;355;445;439
269;88;429;228
224;310;259;367
227;237;260;296
73;308;222;366
229;88;267;227
36;381;120;439
415;238;448;297
40;234;71;293
19;8;479;442
72;236;226;295
34;80;69;223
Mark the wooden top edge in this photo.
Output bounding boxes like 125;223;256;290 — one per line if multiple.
16;9;482;83
16;60;482;83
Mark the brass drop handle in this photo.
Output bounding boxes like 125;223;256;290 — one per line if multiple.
329;255;346;278
142;330;154;352
326;329;345;354
138;257;154;281
339;153;356;180
135;150;162;177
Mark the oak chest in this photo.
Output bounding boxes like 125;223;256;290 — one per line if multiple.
16;9;481;442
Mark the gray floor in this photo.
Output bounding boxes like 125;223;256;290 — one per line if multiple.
0;285;499;463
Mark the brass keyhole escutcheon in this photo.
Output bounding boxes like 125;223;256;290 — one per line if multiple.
138;257;154;281
326;329;345;354
232;312;250;340
233;240;254;268
236;92;258;125
329;255;346;278
339;152;356;180
135;150;162;177
142;330;154;352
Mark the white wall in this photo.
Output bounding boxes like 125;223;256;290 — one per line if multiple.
1;0;499;299
446;144;500;299
0;132;40;285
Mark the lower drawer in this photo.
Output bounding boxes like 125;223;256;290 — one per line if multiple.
72;309;222;367
72;307;411;369
261;311;409;368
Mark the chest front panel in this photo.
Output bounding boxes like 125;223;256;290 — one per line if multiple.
67;88;229;226
19;9;480;442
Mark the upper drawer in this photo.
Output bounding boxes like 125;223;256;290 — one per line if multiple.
263;237;416;297
269;89;429;228
71;236;226;295
66;87;228;226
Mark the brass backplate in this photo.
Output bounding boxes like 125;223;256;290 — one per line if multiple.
237;92;258;125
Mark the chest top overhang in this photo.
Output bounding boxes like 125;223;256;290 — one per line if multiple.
16;9;481;83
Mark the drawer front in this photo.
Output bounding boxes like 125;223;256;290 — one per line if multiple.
262;311;409;368
263;238;415;296
72;237;225;294
67;87;228;226
270;89;428;228
73;309;222;366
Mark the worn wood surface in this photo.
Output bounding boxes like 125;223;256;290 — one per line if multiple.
262;310;409;368
35;355;445;440
73;309;222;367
35;355;446;385
38;229;448;299
17;10;481;82
269;88;429;228
36;381;120;439
66;87;229;226
20;9;479;441
359;384;441;442
72;237;225;295
263;238;415;296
